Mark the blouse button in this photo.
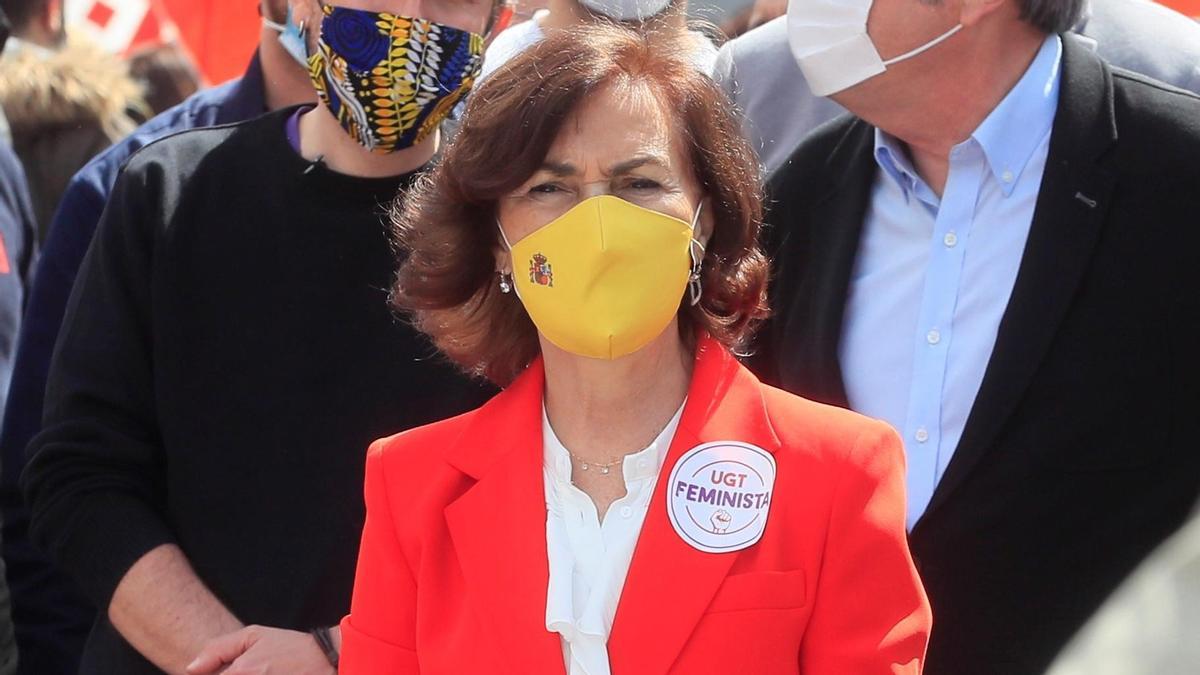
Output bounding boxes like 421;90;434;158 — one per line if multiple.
620;506;633;519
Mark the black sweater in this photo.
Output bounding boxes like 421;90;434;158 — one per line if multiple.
22;108;494;672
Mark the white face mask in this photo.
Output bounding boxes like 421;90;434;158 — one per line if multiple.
786;0;962;97
577;0;673;22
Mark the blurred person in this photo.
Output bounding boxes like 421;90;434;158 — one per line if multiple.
128;42;203;117
321;24;930;675
0;7;11;145
489;0;550;29
714;0;1200;176
757;0;1200;672
508;0;551;24
0;140;39;675
19;0;502;672
719;0;784;40
1045;507;1200;675
479;0;719;80
0;0;144;239
0;0;318;670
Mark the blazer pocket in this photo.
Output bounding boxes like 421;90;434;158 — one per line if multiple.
705;569;807;614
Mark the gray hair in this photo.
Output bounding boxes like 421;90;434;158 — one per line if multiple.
1017;0;1087;33
921;0;1087;34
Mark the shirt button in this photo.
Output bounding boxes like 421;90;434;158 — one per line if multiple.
1002;169;1015;183
926;329;941;345
620;506;633;519
943;231;958;248
915;427;930;443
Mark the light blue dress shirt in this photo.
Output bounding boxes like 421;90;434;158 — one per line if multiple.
839;35;1063;530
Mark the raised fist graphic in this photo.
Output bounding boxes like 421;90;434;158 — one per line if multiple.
711;509;733;534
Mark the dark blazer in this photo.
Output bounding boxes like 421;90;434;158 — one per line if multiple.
757;34;1200;675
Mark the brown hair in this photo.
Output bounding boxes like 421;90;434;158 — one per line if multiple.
391;21;768;386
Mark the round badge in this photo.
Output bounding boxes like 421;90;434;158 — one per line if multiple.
666;441;776;554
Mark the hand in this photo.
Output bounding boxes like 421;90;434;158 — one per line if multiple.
186;625;335;675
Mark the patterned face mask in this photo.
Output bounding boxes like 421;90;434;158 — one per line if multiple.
308;5;484;153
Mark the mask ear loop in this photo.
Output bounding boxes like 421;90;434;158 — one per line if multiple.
881;24;962;66
263;13;307;55
687;202;705;307
262;5;306;36
495;219;522;300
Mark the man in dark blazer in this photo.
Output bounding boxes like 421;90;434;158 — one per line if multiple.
758;0;1200;673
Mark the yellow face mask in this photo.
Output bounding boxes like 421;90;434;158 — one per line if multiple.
499;195;705;360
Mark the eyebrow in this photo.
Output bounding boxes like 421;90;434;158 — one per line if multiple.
609;155;670;175
537;161;576;177
533;154;671;178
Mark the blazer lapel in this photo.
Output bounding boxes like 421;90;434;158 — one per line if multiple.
921;36;1119;521
608;338;782;675
768;119;876;408
443;362;567;675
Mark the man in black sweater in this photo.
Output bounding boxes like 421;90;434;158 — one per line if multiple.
20;0;498;672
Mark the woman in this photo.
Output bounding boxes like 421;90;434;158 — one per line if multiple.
340;23;930;675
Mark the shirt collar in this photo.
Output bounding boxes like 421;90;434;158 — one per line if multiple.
872;34;1062;201
971;34;1062;197
873;132;925;205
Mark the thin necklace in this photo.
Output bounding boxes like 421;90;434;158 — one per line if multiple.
555;398;685;479
566;451;624;476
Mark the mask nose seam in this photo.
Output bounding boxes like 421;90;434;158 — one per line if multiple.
595;197;606;251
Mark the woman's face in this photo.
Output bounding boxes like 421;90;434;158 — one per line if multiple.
496;82;711;272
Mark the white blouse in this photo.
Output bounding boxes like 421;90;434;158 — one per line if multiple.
542;404;684;675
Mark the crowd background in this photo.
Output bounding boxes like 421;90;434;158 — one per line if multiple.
0;0;1196;673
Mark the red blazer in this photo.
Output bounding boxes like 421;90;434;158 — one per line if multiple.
340;338;931;674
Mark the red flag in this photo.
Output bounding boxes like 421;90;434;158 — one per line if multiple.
1158;0;1200;17
65;0;174;54
66;0;258;85
158;0;260;85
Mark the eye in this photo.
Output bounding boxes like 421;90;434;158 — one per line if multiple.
528;182;564;195
626;177;663;191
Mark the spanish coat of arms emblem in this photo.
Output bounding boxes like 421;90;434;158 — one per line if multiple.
529;253;554;287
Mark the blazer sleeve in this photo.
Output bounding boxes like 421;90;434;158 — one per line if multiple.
798;421;931;674
340;440;421;674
